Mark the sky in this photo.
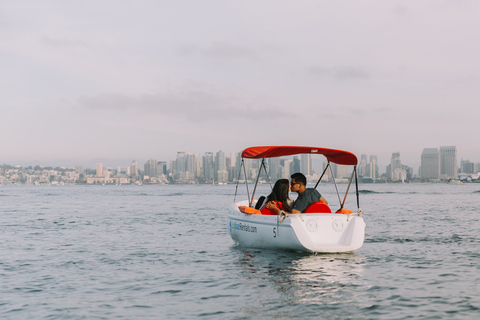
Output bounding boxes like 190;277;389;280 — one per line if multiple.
1;1;479;170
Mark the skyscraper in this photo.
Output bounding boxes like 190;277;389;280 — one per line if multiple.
176;152;187;175
144;159;157;177
156;161;167;175
460;159;474;174
358;154;368;177
387;152;407;181
215;150;226;181
300;154;312;176
440;146;458;179
186;153;198;178
369;155;378;180
421;148;440;180
130;161;138;176
268;157;281;180
203;152;214;181
96;163;103;177
292;156;300;174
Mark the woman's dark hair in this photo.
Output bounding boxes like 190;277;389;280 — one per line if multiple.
266;179;291;211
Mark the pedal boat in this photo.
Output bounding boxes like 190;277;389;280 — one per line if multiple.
228;146;366;253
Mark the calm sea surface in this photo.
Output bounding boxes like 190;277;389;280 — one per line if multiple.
1;183;480;319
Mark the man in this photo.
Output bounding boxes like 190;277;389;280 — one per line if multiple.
266;172;328;214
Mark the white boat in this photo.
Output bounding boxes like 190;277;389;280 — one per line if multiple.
228;146;366;253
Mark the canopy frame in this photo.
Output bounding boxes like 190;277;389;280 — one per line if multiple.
235;146;361;214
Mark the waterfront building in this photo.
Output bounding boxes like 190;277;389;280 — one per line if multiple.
96;163;103;177
170;160;177;178
368;155;378;180
282;159;293;179
460;159;474;174
421;148;440;180
440;146;458;179
268;157;281;180
203;152;214;181
229;152;238;181
186;153;199;178
387;152;407;181
358;154;368;177
75;165;84;175
130;161;138;176
300;154;312;176
176;152;187;175
292;156;300;174
117;166;130;175
156;161;167;175
144;159;157;177
215;150;226;181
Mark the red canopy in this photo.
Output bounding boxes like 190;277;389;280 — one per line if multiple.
241;146;358;165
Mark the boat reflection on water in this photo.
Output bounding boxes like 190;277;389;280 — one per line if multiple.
234;248;366;318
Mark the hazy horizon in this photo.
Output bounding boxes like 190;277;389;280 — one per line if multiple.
2;1;479;168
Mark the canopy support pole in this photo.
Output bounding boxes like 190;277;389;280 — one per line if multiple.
233;160;244;203
330;164;342;208
242;159;250;205
314;161;330;189
341;168;356;209
354;166;361;216
249;158;265;207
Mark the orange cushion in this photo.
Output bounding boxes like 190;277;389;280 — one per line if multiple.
335;208;353;214
238;206;262;215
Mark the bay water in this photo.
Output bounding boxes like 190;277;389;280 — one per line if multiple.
1;183;479;319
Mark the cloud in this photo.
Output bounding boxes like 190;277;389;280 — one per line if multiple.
77;90;295;122
392;5;410;18
41;35;93;48
308;66;370;80
178;41;256;59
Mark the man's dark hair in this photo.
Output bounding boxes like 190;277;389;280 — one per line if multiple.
291;172;307;185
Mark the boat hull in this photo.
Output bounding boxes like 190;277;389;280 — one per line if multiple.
228;201;366;253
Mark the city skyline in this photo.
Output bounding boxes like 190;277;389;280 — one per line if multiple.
2;145;479;175
3;145;480;185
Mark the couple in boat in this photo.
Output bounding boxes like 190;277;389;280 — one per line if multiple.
256;173;328;215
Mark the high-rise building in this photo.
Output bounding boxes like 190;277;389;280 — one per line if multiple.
156;161;167;176
186;153;198;178
358;154;368;177
387;152;407;181
268;157;281;180
300;154;312;176
282;159;293;179
421;148;440;180
176;152;187;175
130;161;138;176
75;165;84;175
203;152;214;181
215;150;226;181
369;155;378;179
440;146;458;179
144;159;157;177
460;159;474;174
292;156;300;174
96;163;103;177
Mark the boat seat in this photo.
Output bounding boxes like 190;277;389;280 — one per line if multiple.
260;201;284;215
304;201;331;213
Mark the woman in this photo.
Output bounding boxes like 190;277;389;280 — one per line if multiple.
256;179;293;215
